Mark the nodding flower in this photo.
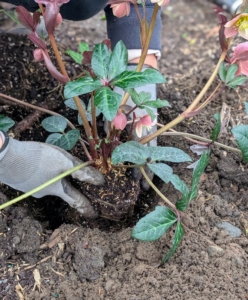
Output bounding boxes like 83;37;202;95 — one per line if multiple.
225;14;248;40
135;114;156;138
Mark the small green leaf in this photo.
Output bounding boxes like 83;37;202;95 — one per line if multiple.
111;141;150;165
128;89;148;106
147;163;173;183
131;206;177;242
171;174;190;211
64;77;102;99
143;99;170;109
64;98;86;110
112;69;166;89
227;75;247;88
91;43;110;80
42;116;67;133
232;124;248;162
108;40;128;81
189;152;209;201
65;50;82;64
94;87;122;121
149;146;192;163
225;64;238;84
0;115;15;132
46;129;80;150
211;113;221;142
78;42;89;54
161;221;184;264
218;61;227;82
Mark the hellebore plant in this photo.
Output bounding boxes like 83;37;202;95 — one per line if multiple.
1;0;248;264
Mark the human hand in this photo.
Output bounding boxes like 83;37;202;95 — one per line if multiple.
0;131;104;218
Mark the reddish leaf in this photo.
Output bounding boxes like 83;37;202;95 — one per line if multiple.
16;6;36;31
33;11;41;29
102;39;111;50
82;51;93;65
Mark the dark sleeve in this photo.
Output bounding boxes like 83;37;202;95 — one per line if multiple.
1;0;108;20
105;1;161;51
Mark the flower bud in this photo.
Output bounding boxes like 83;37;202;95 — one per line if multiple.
33;49;44;62
113;112;127;130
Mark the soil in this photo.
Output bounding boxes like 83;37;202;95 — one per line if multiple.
0;0;248;299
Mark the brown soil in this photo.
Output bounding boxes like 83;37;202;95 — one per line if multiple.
0;0;248;299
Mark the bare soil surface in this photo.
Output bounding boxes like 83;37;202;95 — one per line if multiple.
0;0;248;299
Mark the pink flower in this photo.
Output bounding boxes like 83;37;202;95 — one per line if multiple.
151;0;170;6
135;114;156;138
110;2;130;18
225;14;248;39
112;112;127;130
230;42;248;76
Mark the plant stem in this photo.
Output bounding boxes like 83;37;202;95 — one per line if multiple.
140;51;227;145
0;161;94;211
139;166;177;211
38;4;93;143
119;3;159;107
0;93;92;160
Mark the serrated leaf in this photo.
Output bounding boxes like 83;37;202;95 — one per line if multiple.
218;61;227;82
225;64;238;84
46;129;80;150
78;42;89;54
143;99;170;108
65;50;82;64
161;221;184;264
227;75;247;88
211;113;221;142
111;141;150;165
94;87;122;121
232;124;248;162
147;163;173;183
64;98;86;110
149;146;192;163
91;43;110;80
0;115;15;132
189;152;209;201
112;68;166;89
64;77;102;99
41;116;67;133
131;206;177;242
108;40;128;81
171;175;190;211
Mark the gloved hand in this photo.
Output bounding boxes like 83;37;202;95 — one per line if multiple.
0;131;104;219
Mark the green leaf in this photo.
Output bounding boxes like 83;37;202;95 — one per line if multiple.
46;129;80;150
65;50;82;64
128;88;146;106
147;163;173;183
0;115;15;132
111;141;150;165
78;42;89;54
232;124;248;162
227;75;247;88
172;175;190;211
94;87;122;121
144;107;156;122
42;116;67;133
161;221;184;264
131;206;177;242
142;99;170;109
112;68;166;89
225;64;238;84
91;43;110;80
108;40;128;81
218;61;227;82
64;98;86;110
149;146;192;163
64;77;102;99
244;102;248;115
189;152;209;201
211;113;221;142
